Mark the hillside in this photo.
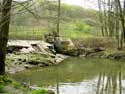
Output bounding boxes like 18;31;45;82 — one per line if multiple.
9;0;99;40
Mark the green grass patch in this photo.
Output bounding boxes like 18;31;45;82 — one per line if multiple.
32;89;48;94
9;26;47;40
0;85;5;93
9;21;99;40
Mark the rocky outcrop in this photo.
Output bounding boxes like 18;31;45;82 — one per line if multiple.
7;40;55;54
6;40;67;74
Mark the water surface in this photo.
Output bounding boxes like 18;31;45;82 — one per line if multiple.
12;58;125;94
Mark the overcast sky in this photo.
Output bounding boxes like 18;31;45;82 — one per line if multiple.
19;0;98;9
62;0;98;9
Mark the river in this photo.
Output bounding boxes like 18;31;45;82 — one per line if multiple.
12;57;125;94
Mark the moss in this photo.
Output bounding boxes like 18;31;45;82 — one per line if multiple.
6;53;53;66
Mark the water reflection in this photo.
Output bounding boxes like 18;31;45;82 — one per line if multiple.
12;58;125;94
96;66;122;94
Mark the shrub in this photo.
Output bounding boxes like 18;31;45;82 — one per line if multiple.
0;85;5;93
32;89;48;94
0;75;13;85
75;20;91;32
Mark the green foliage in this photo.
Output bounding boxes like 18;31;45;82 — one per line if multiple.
75;20;91;32
0;85;5;93
0;75;13;85
32;89;48;94
13;82;23;89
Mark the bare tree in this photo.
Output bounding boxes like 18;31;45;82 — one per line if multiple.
116;0;125;49
98;0;105;36
98;0;125;49
57;0;61;36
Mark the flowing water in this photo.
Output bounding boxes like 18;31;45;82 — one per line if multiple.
12;57;125;94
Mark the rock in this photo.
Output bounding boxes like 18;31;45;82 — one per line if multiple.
45;35;55;43
20;48;30;53
31;41;56;54
66;48;79;56
29;86;42;90
54;37;75;49
93;47;105;52
8;40;55;54
107;52;125;60
48;90;55;94
38;64;44;67
44;31;59;43
54;54;65;64
7;40;31;53
54;37;79;56
20;47;35;53
27;60;40;65
6;40;67;74
24;65;33;69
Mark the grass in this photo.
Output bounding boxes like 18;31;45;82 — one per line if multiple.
9;26;47;40
60;29;97;39
0;85;5;93
73;37;117;48
32;89;48;94
9;22;98;40
9;29;96;40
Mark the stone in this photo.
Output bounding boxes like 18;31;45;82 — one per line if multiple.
24;65;33;69
20;48;30;53
38;64;44;67
44;31;59;43
48;90;55;94
54;37;79;56
29;86;41;90
27;60;40;65
54;54;65;64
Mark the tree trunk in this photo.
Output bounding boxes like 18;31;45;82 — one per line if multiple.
116;0;125;49
57;0;61;36
0;0;12;75
98;0;105;36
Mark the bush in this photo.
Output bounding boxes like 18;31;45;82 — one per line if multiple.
32;89;48;94
75;20;91;32
0;75;13;85
0;85;5;93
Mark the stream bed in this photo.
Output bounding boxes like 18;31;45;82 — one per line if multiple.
12;57;125;94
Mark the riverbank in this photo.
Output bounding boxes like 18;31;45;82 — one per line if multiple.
6;38;125;74
3;38;125;94
0;75;55;94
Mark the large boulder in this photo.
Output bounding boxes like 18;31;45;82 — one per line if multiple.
54;37;79;56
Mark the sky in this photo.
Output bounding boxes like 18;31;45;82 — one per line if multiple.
18;0;98;9
62;0;98;9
